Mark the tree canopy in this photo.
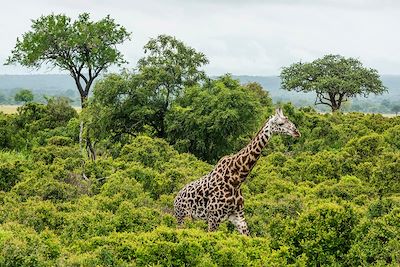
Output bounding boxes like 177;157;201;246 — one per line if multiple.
166;75;268;162
137;34;209;137
280;54;387;112
6;13;131;108
85;72;154;142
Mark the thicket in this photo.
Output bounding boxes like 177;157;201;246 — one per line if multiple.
0;85;399;266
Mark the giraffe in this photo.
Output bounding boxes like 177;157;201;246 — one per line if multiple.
173;108;301;235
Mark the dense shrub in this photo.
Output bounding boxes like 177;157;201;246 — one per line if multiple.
0;222;61;267
347;208;400;266
0;106;399;266
0;152;29;191
289;203;359;265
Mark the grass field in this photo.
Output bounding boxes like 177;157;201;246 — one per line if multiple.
0;105;20;114
0;105;81;114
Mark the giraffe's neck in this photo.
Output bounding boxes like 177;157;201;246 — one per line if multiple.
229;119;273;184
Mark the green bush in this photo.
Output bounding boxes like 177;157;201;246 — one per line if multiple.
289;203;359;265
347;208;400;266
0;222;61;267
12;177;79;202
0;152;29;191
32;145;81;165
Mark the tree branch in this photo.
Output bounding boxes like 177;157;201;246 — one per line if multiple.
315;92;333;108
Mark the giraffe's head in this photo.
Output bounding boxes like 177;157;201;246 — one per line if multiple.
269;108;301;138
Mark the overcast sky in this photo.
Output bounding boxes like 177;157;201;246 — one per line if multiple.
0;0;399;76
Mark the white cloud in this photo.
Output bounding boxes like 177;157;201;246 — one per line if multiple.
0;0;399;75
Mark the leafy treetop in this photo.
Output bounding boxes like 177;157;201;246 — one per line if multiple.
137;34;209;137
6;13;131;107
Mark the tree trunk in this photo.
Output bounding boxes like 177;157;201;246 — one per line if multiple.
80;95;88;109
331;104;340;112
79;94;88;151
328;92;342;112
79;121;84;150
86;135;96;161
78;94;96;161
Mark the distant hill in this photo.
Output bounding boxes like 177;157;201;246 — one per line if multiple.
0;74;80;105
0;74;399;112
232;75;314;103
0;74;75;91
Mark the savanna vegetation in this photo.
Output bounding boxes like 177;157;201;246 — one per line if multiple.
1;94;400;266
1;13;400;267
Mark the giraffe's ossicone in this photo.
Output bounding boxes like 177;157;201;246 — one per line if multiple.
174;108;301;235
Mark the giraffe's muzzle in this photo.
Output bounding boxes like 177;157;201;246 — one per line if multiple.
292;130;301;138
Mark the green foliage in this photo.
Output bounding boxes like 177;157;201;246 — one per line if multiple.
115;136;211;198
32;145;80;165
0;113;19;149
289;203;359;265
348;208;400;266
88;72;154;141
281;54;387;111
14;89;34;103
166;75;267;162
384;124;400;150
0;152;29;191
7;13;131;107
119;135;179;169
14;102;48;130
372;152;400;196
44;97;77;128
3;22;400;265
137;34;209;136
12;176;80;202
67;227;271;266
87;34;209;141
0;98;78;151
0;223;61;267
1;85;399;265
244;82;273;107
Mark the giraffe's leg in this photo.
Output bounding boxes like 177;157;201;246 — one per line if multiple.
176;216;185;228
228;212;249;236
174;201;188;229
207;212;222;232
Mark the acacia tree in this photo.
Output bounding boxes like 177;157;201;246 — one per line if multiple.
280;55;387;112
6;13;131;108
6;13;131;160
137;34;209;137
